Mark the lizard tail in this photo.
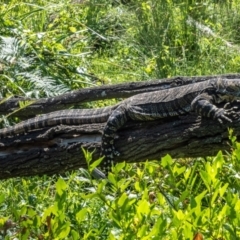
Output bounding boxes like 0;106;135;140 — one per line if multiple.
0;106;116;138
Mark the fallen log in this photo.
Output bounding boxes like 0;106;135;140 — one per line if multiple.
0;73;239;118
0;104;239;180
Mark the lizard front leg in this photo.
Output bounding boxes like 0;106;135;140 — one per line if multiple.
101;105;128;174
191;93;237;124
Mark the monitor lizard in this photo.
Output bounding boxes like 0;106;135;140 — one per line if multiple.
0;78;240;177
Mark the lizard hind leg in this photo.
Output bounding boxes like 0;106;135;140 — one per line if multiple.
101;105;128;174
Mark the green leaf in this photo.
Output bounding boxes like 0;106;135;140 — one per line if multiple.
161;154;173;167
183;168;191;180
177;190;190;207
146;216;167;238
71;229;80;240
89;157;104;172
76;208;88;223
200;170;211;190
56;178;67;196
57;222;71;239
108;172;117;186
118;192;128;207
173;165;186;176
134;181;141;192
136;199;150;218
217;204;228;221
219;183;229;197
210;182;221;205
82;148;93;164
175;209;185;221
213;151;224;169
114;162;125;173
195;190;208;205
80;193;98;199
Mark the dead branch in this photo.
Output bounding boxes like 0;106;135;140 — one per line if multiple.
1;73;240;118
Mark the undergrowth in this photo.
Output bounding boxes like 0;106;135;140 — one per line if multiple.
0;132;240;239
0;0;240;239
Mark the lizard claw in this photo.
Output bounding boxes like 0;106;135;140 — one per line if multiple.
224;103;238;111
215;108;232;124
215;107;239;124
223;102;231;109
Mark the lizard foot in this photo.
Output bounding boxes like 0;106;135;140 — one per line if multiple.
215;107;239;124
223;102;240;120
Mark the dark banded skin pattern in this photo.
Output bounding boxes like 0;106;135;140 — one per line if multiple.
0;107;116;137
1;78;240;175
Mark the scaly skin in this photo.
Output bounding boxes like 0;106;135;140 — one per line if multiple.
1;78;240;176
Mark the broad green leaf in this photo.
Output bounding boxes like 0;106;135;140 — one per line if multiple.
80;193;98;199
177;190;190;207
217;204;228;221
161;154;173;167
76;208;88;223
82;148;93;164
219;183;229;197
234;199;240;212
134;181;141;192
137;224;148;238
89;157;104;171
118;192;128;207
56;178;67;196
108;172;117;186
184;168;191;180
58;222;71;239
176;209;185;221
205;162;217;182
27;208;36;217
115;162;125;172
71;229;80;240
137;167;144;178
33;215;41;228
136;199;150;217
213;151;224;169
210;182;221;205
200;170;211;190
195;190;208;206
173;165;186;176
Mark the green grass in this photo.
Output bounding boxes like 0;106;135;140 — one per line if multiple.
0;0;240;239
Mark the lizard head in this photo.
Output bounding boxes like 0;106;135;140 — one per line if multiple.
216;79;240;98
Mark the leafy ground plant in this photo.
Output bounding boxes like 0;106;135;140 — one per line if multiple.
0;138;240;239
0;0;240;239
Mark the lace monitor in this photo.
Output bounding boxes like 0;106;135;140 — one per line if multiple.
0;78;240;177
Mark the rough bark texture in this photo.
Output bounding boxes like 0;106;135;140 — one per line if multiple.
0;105;239;180
1;74;240;179
1;73;240;118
